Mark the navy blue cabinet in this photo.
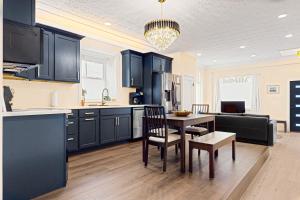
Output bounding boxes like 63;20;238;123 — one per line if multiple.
66;110;79;152
121;50;143;88
37;30;55;80
100;116;117;144
4;0;35;25
55;34;80;82
117;114;132;141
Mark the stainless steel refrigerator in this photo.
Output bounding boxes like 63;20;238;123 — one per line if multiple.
152;72;182;113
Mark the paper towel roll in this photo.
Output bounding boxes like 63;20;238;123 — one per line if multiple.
51;91;58;107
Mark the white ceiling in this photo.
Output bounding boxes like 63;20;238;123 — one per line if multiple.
37;0;300;67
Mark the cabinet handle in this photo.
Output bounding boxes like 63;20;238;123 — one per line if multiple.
85;118;95;121
115;117;118;126
67;138;74;141
118;117;120;126
85;112;94;115
67;113;74;117
68;121;74;125
131;78;134;85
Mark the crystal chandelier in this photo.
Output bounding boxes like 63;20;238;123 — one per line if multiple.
144;0;180;51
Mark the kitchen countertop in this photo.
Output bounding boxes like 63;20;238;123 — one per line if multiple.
2;109;72;117
42;105;149;110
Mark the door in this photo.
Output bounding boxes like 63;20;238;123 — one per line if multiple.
54;34;80;82
100;116;116;144
116;115;132;141
290;81;300;132
182;75;195;111
37;30;54;80
79;117;99;149
130;54;143;87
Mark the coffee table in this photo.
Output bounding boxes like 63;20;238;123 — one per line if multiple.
189;131;236;179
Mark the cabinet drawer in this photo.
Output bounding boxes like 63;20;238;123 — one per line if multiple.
79;109;99;118
67;134;78;152
100;108;131;116
66;110;78;119
67;119;78;135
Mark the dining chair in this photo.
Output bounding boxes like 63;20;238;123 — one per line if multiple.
143;106;181;172
186;104;210;155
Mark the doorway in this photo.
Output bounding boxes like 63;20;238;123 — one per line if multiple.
290;81;300;132
182;75;195;111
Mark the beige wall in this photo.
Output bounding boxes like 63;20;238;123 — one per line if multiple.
203;58;300;122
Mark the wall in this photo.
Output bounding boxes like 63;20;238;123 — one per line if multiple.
202;58;300;123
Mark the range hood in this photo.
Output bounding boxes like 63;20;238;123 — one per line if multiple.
4;19;41;65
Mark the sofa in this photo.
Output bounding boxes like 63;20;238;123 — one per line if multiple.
209;113;275;146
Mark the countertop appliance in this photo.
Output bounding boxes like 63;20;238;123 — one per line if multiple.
129;91;144;105
4;19;41;65
4;86;13;112
132;107;144;139
152;73;182;113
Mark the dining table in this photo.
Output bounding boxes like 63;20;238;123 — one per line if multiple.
143;114;215;173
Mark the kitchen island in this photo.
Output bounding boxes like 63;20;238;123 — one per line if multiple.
3;109;70;200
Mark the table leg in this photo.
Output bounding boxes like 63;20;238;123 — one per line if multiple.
142;118;146;162
180;127;186;173
232;140;236;161
284;122;287;133
209;149;215;179
189;144;193;173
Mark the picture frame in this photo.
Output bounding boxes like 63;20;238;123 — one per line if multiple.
267;85;280;94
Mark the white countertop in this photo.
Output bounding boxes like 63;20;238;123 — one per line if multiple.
2;109;72;117
40;105;148;110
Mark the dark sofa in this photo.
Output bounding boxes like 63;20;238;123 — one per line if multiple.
210;113;274;146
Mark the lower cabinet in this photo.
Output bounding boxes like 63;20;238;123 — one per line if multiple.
69;108;132;153
100;116;117;144
79;117;99;149
117;114;132;141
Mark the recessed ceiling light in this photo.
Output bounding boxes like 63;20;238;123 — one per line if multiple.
278;14;288;19
285;34;293;38
251;54;256;58
104;22;111;26
240;46;246;49
213;60;217;63
197;53;202;56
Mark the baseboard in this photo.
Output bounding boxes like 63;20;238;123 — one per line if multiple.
222;146;270;200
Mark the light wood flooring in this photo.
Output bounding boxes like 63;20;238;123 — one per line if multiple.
36;138;267;200
242;132;300;200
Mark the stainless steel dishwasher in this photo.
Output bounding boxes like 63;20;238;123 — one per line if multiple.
132;107;144;139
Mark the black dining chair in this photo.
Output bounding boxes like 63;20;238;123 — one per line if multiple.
143;106;181;172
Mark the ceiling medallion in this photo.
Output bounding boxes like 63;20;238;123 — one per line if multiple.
144;0;180;51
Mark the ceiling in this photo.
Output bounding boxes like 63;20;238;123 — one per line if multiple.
37;0;300;67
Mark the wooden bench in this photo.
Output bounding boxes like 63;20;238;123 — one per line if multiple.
189;131;236;179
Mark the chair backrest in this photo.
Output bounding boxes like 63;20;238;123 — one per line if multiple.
192;104;209;114
144;106;168;140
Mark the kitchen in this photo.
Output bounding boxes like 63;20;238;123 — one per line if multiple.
2;0;201;199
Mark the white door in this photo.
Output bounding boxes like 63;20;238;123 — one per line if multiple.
182;75;195;111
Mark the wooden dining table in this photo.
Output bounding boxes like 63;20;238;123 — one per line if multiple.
143;114;215;173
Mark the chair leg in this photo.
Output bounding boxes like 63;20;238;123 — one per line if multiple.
175;144;178;155
163;145;167;172
191;134;194;139
198;149;201;157
161;147;164;160
144;140;149;167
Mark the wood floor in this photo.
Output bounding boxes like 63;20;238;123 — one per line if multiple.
36;138;267;200
242;132;300;200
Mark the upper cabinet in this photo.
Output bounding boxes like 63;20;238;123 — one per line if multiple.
54;34;80;82
4;0;35;25
35;24;83;83
121;50;143;88
146;53;173;73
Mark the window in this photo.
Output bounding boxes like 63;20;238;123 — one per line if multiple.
81;50;117;101
216;75;260;112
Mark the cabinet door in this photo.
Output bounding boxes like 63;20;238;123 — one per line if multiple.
100;116;116;144
130;54;143;87
164;59;172;73
152;56;162;72
4;0;35;25
116;114;132;141
79;117;99;149
37;30;54;80
54;34;80;82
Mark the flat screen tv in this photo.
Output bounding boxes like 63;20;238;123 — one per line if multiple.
221;101;245;113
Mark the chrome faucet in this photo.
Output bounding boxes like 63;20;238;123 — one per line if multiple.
101;88;111;105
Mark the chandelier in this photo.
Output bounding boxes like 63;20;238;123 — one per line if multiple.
144;0;180;51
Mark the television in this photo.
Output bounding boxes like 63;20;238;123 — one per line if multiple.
221;101;245;113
